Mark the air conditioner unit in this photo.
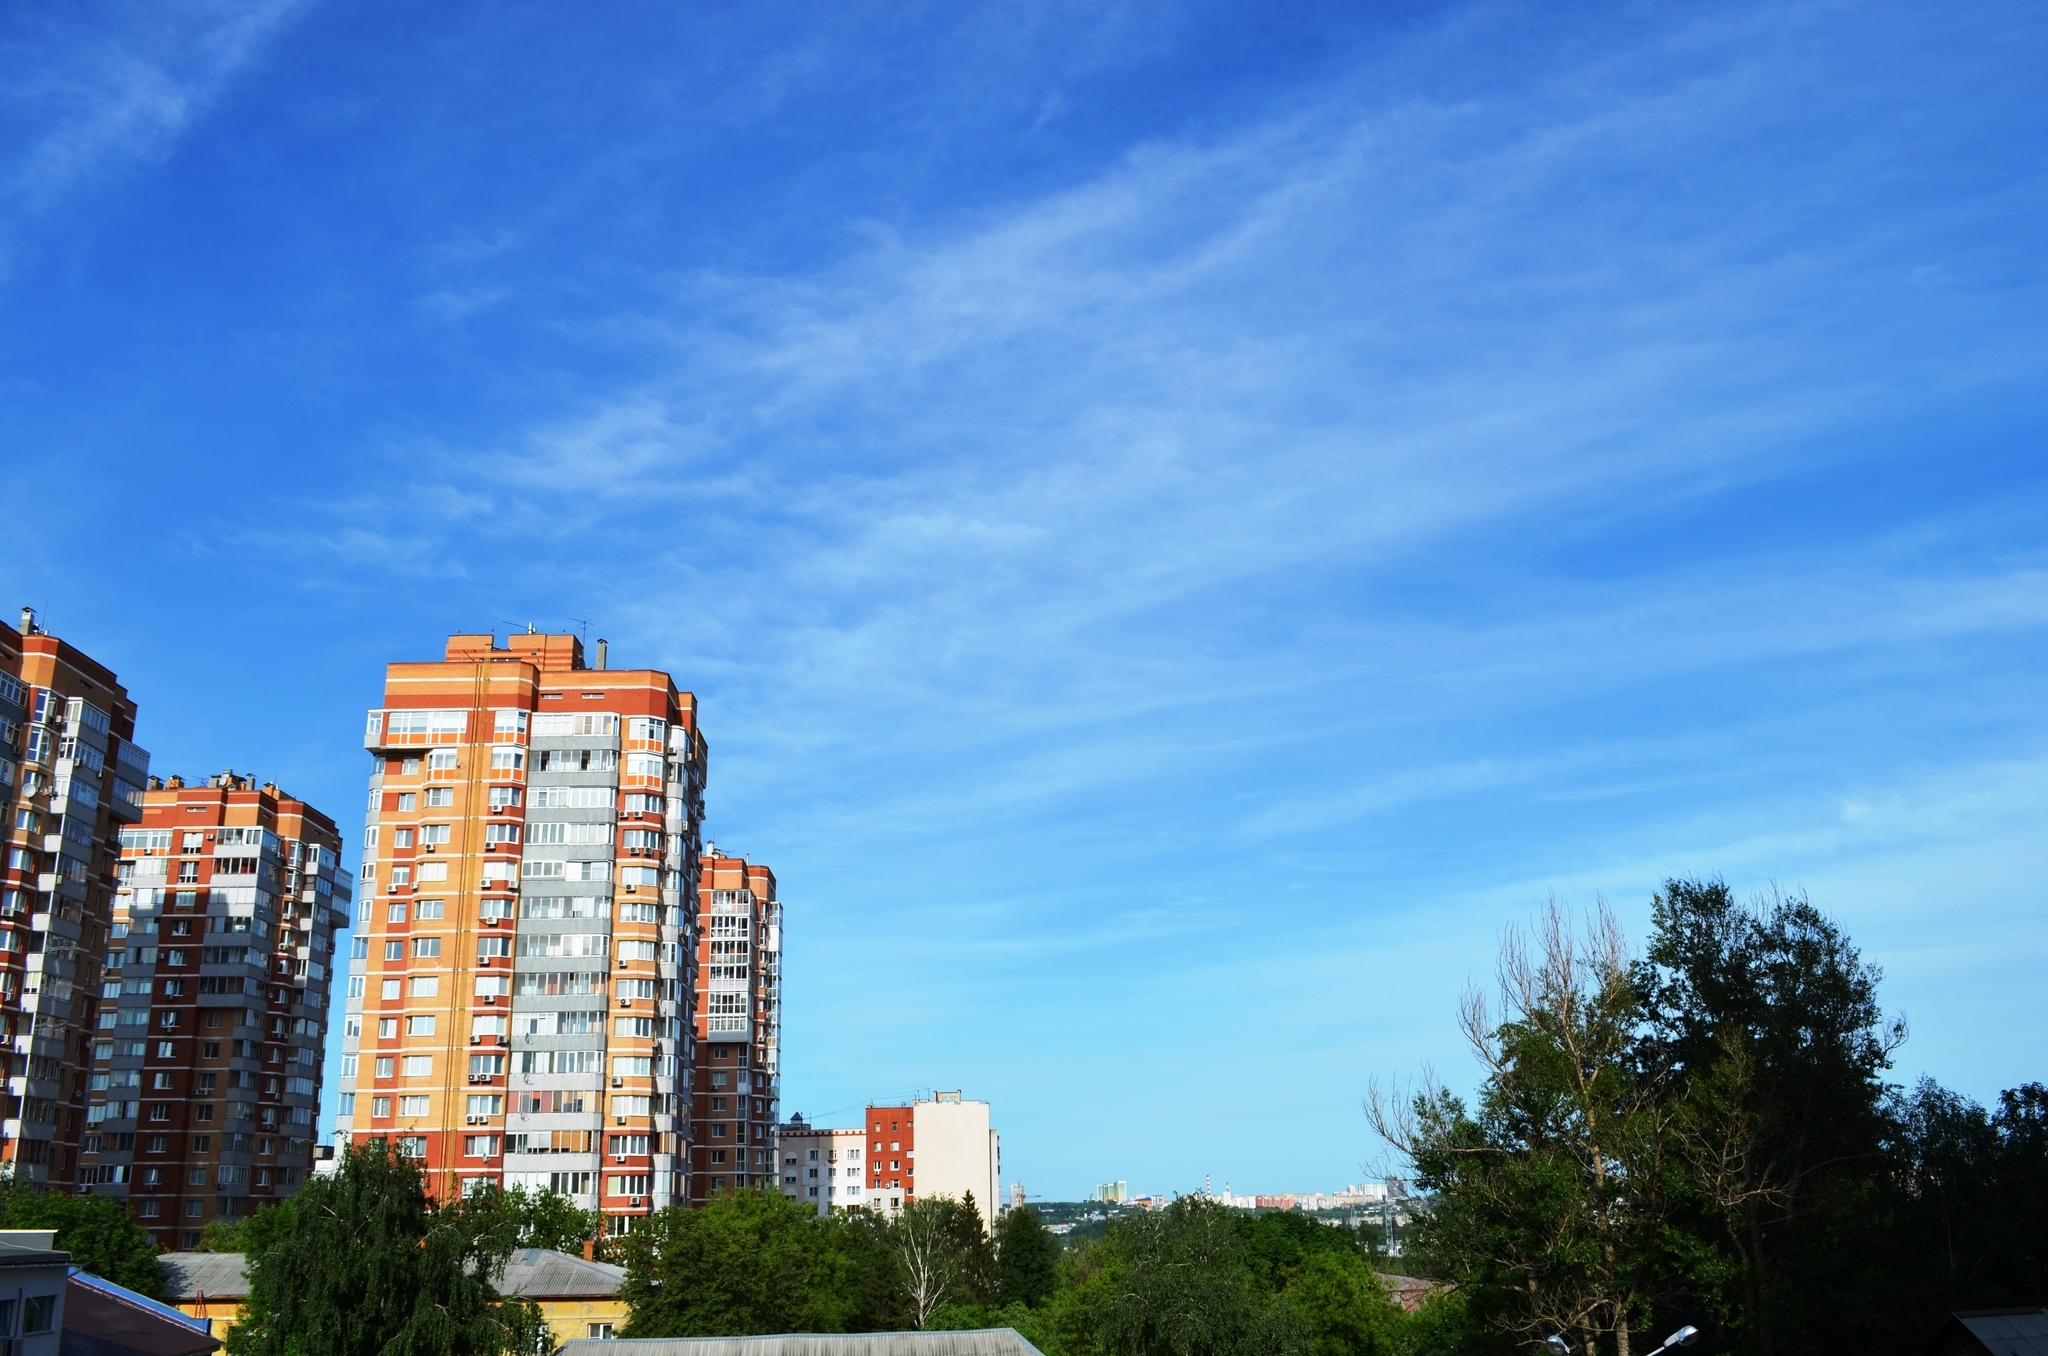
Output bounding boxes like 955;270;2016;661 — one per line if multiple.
612;1077;623;1087
630;1196;643;1207
615;1116;626;1125
494;1035;508;1047
484;995;498;1005
618;997;631;1008
469;1036;480;1046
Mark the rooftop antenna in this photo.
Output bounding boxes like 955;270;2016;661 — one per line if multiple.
568;617;591;644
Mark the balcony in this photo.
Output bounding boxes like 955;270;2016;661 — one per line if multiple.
364;709;471;751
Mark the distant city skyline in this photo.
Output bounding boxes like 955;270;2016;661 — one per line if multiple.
3;0;2044;1199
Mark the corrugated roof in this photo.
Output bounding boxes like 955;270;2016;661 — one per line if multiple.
499;1249;628;1299
159;1249;626;1304
1958;1310;2048;1356
156;1255;249;1303
63;1270;219;1356
554;1331;1044;1356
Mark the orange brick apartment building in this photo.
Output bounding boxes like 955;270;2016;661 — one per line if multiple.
0;609;148;1186
84;774;350;1249
687;850;780;1202
337;632;706;1231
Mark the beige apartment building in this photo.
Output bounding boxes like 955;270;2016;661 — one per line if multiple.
863;1092;1000;1220
773;1114;865;1215
337;631;707;1231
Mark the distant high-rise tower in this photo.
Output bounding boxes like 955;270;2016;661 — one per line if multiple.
0;609;148;1186
688;850;780;1201
338;632;706;1232
87;772;349;1248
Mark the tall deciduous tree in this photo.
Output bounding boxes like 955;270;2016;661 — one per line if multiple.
227;1141;542;1356
1639;880;1901;1356
0;1180;163;1297
995;1204;1060;1308
891;1197;966;1329
620;1187;852;1337
1372;903;1670;1356
1095;1197;1309;1356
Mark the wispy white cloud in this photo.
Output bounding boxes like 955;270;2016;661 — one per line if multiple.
0;0;306;261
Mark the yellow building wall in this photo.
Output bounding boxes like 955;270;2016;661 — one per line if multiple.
174;1296;630;1347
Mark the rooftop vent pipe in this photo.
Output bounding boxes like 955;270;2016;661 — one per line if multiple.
596;639;607;670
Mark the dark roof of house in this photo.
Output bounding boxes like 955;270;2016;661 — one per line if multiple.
554;1333;1045;1356
1924;1308;2048;1356
155;1255;248;1304
62;1271;220;1356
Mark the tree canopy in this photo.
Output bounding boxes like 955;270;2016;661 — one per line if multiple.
225;1140;543;1356
0;1179;163;1297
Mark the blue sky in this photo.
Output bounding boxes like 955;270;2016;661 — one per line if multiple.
3;0;2045;1200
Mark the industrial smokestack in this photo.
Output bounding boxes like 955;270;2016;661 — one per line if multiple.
595;639;607;670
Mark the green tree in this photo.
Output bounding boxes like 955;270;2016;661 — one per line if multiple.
620;1187;852;1336
946;1194;1000;1306
199;1202;293;1257
1095;1197;1310;1356
996;1204;1061;1308
1234;1211;1368;1294
820;1208;913;1333
0;1180;163;1296
470;1185;600;1255
1877;1080;2048;1344
1373;903;1671;1356
891;1197;968;1328
226;1141;542;1356
1639;880;1901;1356
1277;1250;1411;1356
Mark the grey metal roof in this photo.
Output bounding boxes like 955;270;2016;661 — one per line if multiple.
159;1249;627;1303
1956;1310;2048;1356
498;1249;627;1300
156;1254;249;1302
555;1332;1044;1356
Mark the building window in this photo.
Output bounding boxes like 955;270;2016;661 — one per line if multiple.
588;1325;614;1340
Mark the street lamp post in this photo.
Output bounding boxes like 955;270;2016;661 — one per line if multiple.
1547;1327;1700;1356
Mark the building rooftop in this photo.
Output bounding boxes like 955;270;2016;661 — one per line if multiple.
156;1255;248;1304
1925;1309;2048;1356
159;1249;627;1305
498;1249;627;1300
63;1270;220;1356
555;1333;1044;1356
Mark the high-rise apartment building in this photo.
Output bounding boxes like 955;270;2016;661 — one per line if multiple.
687;850;780;1202
865;1093;1000;1220
338;632;706;1231
85;772;350;1248
0;609;148;1186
